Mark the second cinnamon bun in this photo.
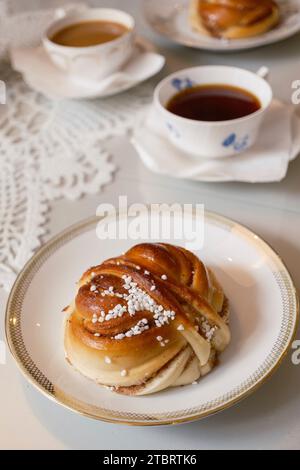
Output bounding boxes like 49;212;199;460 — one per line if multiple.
190;0;280;39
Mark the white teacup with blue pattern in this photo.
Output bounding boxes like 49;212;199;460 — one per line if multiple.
154;66;272;159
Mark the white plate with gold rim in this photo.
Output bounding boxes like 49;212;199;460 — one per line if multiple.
5;211;298;426
144;0;300;52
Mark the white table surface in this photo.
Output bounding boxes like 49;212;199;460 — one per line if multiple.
1;0;300;450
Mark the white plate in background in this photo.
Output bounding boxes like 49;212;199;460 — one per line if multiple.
144;0;300;51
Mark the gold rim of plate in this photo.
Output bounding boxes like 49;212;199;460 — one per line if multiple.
5;211;299;426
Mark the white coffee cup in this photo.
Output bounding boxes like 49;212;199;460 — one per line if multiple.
43;8;135;82
154;66;273;159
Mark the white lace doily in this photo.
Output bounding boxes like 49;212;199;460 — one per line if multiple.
0;1;154;290
0;60;153;292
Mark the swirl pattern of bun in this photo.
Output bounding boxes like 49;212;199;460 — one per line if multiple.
64;243;230;395
190;0;280;39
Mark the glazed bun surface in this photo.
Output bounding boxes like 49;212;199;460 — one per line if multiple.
190;0;280;39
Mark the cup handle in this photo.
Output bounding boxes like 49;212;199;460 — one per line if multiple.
256;66;269;80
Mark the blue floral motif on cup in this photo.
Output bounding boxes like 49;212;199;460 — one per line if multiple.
171;77;195;92
223;133;236;147
166;122;180;139
222;133;249;152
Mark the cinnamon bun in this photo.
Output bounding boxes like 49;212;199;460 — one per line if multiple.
64;243;230;395
190;0;280;39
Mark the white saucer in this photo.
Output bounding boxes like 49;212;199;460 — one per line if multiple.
10;37;165;99
131;102;300;183
144;0;300;52
5;212;298;425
